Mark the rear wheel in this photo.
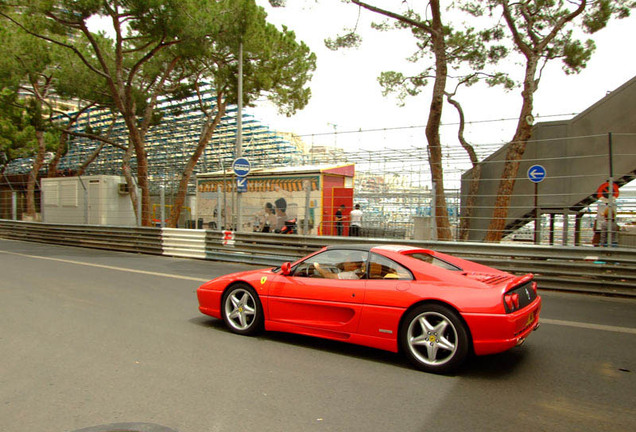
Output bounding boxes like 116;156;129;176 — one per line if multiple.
400;304;469;374
222;284;263;335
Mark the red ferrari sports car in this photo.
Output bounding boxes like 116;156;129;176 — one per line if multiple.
197;244;541;373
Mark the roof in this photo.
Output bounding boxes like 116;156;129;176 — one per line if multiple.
197;163;355;179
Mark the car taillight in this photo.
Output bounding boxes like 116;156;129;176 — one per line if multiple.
504;292;520;313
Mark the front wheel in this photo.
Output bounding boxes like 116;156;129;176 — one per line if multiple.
222;283;263;336
400;304;469;374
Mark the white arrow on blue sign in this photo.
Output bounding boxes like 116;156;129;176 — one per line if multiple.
236;176;247;193
232;157;251;177
527;164;546;183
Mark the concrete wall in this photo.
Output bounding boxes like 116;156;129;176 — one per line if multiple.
462;76;636;241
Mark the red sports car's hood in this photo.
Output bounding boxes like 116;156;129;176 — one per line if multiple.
199;267;275;289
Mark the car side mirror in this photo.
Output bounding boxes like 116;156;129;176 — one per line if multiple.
281;262;292;276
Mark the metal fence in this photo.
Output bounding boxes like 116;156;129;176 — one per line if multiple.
1;219;634;298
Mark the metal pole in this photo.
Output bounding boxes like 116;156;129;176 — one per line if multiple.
222;161;227;229
431;181;437;240
160;184;165;228
562;209;569;246
574;212;582;246
235;42;243;233
304;180;311;234
217;189;222;230
536;207;542;245
534;182;539;244
12;192;17;220
608;132;614;246
137;186;142;227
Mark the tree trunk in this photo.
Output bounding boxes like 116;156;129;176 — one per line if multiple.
446;94;481;241
76;143;105;176
124;118;152;227
426;0;452;240
121;143;139;224
47;131;67;178
25;130;46;219
484;59;538;242
168;102;226;228
351;0;453;239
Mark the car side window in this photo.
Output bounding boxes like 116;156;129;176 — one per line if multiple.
368;253;413;280
407;253;462;271
292;250;368;280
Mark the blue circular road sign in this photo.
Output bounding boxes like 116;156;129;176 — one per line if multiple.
527;165;546;183
232;157;251;177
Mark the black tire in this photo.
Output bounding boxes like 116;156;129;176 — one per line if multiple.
221;283;263;336
399;303;469;374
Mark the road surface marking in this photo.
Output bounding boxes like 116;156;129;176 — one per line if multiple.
0;250;209;282
541;318;636;335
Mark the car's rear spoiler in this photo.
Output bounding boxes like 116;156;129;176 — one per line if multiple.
505;274;534;291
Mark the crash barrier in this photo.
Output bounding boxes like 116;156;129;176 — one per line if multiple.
0;219;634;298
0;220;163;255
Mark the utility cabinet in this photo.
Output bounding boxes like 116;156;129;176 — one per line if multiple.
41;175;137;226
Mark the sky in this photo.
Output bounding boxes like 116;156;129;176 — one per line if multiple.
249;0;636;153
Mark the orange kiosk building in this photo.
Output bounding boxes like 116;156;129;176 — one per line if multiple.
196;164;355;235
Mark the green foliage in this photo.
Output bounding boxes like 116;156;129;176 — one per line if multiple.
466;0;636;75
0;88;58;164
0;90;37;163
185;0;316;116
325;31;362;50
378;71;425;106
244;21;316;116
0;15;62;163
560;38;595;74
329;3;512;105
583;0;613;32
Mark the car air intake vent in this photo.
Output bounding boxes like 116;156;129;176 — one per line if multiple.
464;273;512;285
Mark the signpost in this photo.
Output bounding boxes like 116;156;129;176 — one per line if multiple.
597;180;619;247
236;176;247;193
528;165;546;244
596;181;619;199
232;157;250;231
527;165;546;183
232;157;251;178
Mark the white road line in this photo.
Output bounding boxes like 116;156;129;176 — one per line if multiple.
0;250;209;283
2;249;635;335
541;318;636;335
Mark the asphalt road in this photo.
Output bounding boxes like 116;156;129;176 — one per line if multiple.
0;239;634;432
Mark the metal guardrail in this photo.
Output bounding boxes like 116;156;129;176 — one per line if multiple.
0;219;634;297
0;220;163;255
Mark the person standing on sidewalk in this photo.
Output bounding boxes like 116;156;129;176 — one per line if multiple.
335;204;345;236
349;204;362;237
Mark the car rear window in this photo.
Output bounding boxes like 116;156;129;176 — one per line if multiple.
407;253;462;271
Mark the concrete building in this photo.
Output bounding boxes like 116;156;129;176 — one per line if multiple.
461;75;636;242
